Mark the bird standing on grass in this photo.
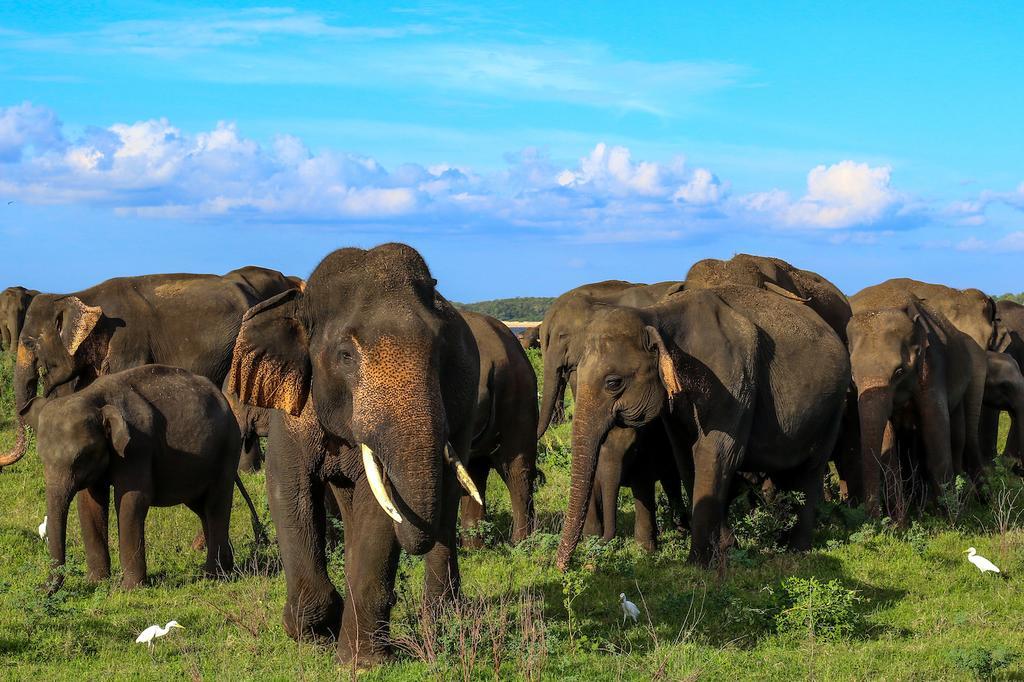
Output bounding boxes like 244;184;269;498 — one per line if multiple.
966;547;1001;575
38;516;47;540
135;621;184;648
620;593;640;623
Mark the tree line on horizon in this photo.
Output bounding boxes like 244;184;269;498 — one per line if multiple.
454;296;554;321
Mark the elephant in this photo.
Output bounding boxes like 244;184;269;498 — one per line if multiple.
0;271;286;473
458;311;538;547
583;422;689;553
537;279;684;436
555;285;850;568
847;290;987;517
537;279;685;551
37;365;262;592
228;243;482;665
980;351;1024;466
981;299;1024;463
685;254;852;342
224;265;302;300
519;324;541;350
0;286;38;353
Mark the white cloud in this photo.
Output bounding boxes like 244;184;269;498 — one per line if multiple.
742;160;903;229
0;101;64;161
0;102;948;242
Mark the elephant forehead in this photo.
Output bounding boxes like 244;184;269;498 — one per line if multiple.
352;336;437;424
16;342;32;364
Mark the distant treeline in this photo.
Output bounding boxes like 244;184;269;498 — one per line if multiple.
455;297;555;321
996;293;1024;305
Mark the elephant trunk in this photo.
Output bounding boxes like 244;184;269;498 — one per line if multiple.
14;343;39;416
537;357;567;439
857;386;895;517
556;385;612;571
45;477;76;593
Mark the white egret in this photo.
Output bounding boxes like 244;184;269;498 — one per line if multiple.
38;516;47;540
619;593;640;623
966;547;1001;575
135;621;184;648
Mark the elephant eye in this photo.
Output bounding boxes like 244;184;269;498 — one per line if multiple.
338;349;356;367
604;375;624;392
892;366;905;380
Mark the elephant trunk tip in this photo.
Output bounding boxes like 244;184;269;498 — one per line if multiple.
0;417;28;469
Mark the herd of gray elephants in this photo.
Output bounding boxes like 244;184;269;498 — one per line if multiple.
1;243;1022;665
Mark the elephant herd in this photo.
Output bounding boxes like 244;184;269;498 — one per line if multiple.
1;244;1022;666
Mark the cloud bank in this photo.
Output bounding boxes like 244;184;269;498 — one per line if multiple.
2;101;1005;240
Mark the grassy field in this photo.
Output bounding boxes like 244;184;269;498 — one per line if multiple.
3;351;1024;680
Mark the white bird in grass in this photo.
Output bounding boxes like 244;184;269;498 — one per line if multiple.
966;547;1001;575
38;516;47;540
135;621;184;648
620;593;640;624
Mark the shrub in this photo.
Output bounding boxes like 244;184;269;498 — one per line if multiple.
773;577;863;642
949;645;1018;679
732;490;805;554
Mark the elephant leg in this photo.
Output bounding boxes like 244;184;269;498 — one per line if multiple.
661;472;689;532
202;478;235;577
324;487;343;552
583;487;603;537
777;461;827;552
238;429;264;474
1007;412;1022;463
459;457;491;549
962;376;988;489
599;472;619;542
631;476;658;553
688;435;741;567
423;476;463;605
979;406;1001;460
950;401;966;477
77;484;111;582
336;480;401;666
918;395;954;500
266;422;340;642
114;487;150;589
495;435;537;544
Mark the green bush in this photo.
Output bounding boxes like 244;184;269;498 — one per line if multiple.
773;576;863;642
732;489;805;554
949;645;1018;679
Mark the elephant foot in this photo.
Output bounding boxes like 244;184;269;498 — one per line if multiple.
121;574;146;590
86;568;111;583
282;593;342;643
460;535;485;550
336;641;394;669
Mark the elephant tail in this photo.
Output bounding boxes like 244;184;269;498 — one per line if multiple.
234;473;267;545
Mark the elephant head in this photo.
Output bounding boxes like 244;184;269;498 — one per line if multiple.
846;301;929;513
555;306;678;570
0;286;37;353
37;397;129;591
686;255;809;302
230;243;476;555
0;295;107;469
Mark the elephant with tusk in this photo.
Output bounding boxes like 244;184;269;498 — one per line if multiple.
228;243;482;666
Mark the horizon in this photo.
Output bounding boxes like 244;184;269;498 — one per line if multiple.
2;2;1022;300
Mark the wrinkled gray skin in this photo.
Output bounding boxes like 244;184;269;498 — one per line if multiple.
557;286;849;568
229;243;480;666
537;279;686;550
0;286;38;353
223;266;304;472
38;366;262;593
983;300;1024;463
981;350;1024;467
458;311;538;547
847;289;987;517
685;254;852;342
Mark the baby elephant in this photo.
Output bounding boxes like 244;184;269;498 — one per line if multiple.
39;365;261;592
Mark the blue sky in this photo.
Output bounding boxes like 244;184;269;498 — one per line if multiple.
1;2;1022;300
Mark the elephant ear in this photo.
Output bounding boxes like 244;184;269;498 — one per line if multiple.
645;325;683;409
57;297;103;356
100;405;131;457
229;288;311;416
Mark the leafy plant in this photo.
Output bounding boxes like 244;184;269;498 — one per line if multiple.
773;576;863;642
732;489;805;554
949;645;1018;679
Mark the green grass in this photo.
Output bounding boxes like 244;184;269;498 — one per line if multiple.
3;351;1024;680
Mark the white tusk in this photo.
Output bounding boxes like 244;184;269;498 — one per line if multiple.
360;444;403;524
446;443;483;506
